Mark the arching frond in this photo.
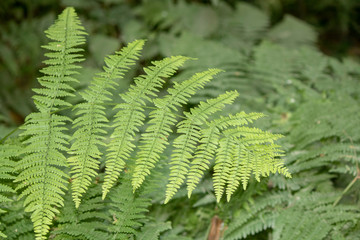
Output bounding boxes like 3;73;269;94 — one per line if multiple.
187;112;265;197
102;55;191;199
69;39;145;208
165;91;239;203
14;7;86;240
132;69;222;191
213;127;289;202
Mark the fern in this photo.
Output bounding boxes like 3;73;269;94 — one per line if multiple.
224;192;360;240
165;91;239;203
14;7;86;239
1;5;295;238
186;112;265;197
0;200;34;240
102;55;191;198
213;127;289;202
69;39;145;208
224;192;290;240
108;173;151;239
51;183;109;240
0;138;19;238
136;221;172;240
273;193;360;240
132;68;221;192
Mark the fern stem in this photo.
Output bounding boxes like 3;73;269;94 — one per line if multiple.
333;174;360;206
0;127;19;144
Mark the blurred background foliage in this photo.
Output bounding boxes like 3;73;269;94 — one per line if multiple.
1;0;360;126
1;0;360;239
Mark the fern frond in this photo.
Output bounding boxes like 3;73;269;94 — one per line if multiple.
0;200;34;240
14;7;86;240
213;135;237;202
0;139;19;239
108;174;151;239
69;39;145;208
0;141;17;203
102;55;191;199
32;9;86;112
287;143;360;176
132;69;222;192
136;221;172;240
51;183;110;240
187;112;265;197
225;142;247;201
213;127;289;202
165;91;239;203
224;192;290;240
227;210;277;240
273;193;360;240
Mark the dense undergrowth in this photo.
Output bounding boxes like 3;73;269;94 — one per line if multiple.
1;1;360;240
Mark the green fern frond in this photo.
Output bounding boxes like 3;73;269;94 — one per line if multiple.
108;174;151;239
213;126;289;202
224;192;290;240
132;68;222;192
165;91;239;203
0;139;19;239
213;134;237;202
102;55;191;199
51;183;110;240
225;192;360;240
69;39;145;208
289;98;360;149
32;8;86;112
0;141;17;204
187;112;265;198
136;221;172;240
227;210;278;240
225;142;247;201
14;7;86;240
273;193;360;240
287;143;360;176
0;200;34;240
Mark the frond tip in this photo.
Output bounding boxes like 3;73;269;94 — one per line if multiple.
213;127;291;202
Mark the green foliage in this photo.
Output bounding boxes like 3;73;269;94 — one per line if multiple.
14;7;86;240
0;5;290;239
104;55;191;197
224;192;360;240
0;138;18;238
1;1;360;240
0;200;34;240
107;173;151;239
51;183;109;240
69;39;145;208
136;221;172;240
